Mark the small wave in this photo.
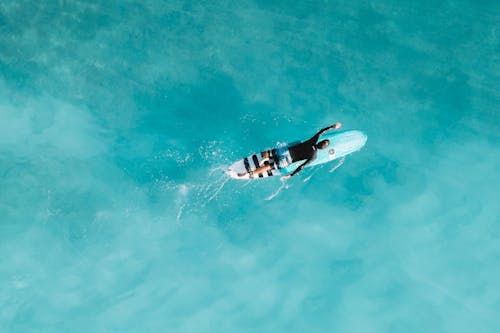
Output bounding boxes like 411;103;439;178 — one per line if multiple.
265;179;289;201
303;165;325;183
329;157;345;173
176;204;186;224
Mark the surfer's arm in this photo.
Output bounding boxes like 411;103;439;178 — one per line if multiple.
282;159;311;179
310;122;342;142
291;159;312;177
282;153;316;179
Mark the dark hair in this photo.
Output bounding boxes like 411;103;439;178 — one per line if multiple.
316;139;330;149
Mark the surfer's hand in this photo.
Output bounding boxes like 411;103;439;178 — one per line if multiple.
281;175;291;180
333;122;341;129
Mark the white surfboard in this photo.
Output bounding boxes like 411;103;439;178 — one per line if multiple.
226;130;367;180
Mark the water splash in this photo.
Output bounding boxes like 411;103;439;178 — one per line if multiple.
209;165;228;176
206;176;230;202
174;172;230;223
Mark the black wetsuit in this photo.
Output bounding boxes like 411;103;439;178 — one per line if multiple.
287;125;336;177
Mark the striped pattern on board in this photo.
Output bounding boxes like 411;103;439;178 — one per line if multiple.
246;150;281;179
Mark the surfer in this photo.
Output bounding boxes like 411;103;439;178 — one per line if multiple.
238;122;342;179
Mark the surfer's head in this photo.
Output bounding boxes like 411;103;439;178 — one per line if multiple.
316;139;330;149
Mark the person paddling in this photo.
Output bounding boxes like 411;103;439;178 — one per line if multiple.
238;122;342;179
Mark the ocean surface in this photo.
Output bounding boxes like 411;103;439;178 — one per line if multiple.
1;1;499;332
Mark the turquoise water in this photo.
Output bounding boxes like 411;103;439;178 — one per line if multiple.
1;1;499;332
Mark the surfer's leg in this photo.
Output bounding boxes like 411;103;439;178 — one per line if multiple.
260;150;270;164
237;164;272;177
250;164;272;176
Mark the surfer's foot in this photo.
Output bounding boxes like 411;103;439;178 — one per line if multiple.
334;122;342;129
238;170;255;177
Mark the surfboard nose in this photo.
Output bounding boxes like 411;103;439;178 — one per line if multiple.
359;131;368;147
329;130;367;158
350;130;366;144
351;130;367;151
